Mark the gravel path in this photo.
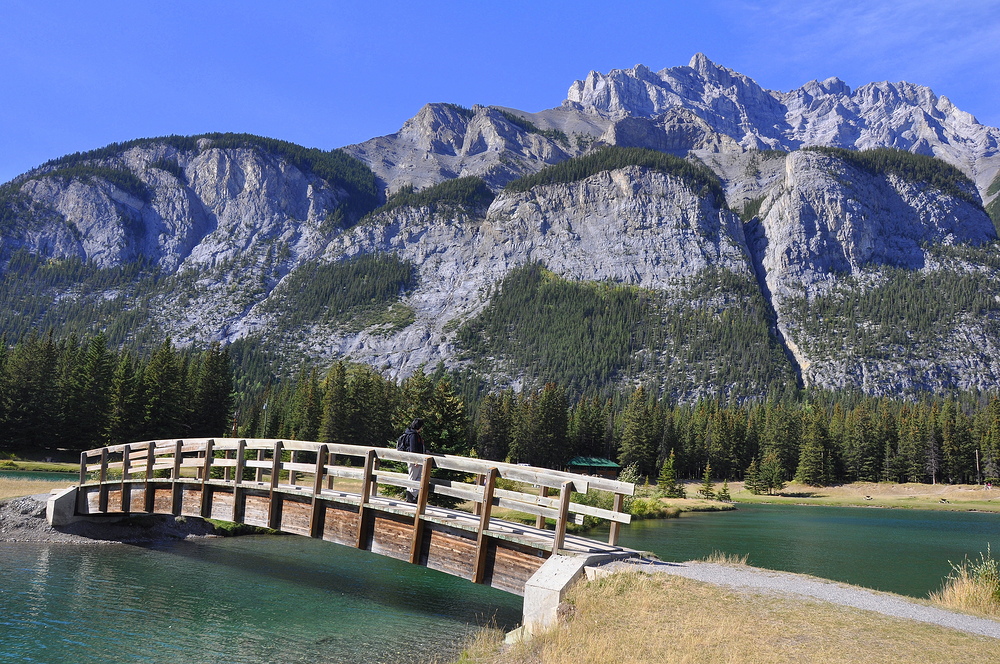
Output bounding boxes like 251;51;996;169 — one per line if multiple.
598;558;1000;640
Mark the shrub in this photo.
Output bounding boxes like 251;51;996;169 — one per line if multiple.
931;546;1000;617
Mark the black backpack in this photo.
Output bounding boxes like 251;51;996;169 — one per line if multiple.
396;432;409;451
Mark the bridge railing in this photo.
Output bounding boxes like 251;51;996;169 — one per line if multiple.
79;438;635;548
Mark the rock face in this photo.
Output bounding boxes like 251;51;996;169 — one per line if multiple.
3;56;1000;399
343;103;583;196
234;165;750;376
748;149;999;391
566;54;1000;173
2;141;346;272
758;150;995;299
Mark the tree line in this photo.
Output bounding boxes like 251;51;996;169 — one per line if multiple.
0;333;233;454
234;365;1000;488
4;330;999;489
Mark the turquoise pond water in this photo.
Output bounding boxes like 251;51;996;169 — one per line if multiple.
0;535;523;664
602;502;1000;598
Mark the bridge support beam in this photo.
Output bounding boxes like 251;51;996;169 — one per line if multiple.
517;550;638;640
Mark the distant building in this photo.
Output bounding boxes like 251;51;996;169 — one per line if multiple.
565;456;620;479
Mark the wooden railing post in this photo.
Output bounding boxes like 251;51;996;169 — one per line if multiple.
144;441;157;513
356;449;376;549
233;439;247;524
201;439;215;483
79;451;88;486
535;485;549;530
201;439;215;518
472;467;499;583
609;492;625;545
171;441;182;479
551;480;573;555
234;440;246;486
171;440;183;515
472;473;484;516
120;444;132;512
310;445;329;538
98;448;109;513
268;441;284;529
288;450;298;487
408;455;434;564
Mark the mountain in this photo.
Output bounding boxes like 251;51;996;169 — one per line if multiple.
2;56;999;400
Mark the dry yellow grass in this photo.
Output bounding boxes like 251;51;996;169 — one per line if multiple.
0;477;74;501
725;480;1000;512
930;549;1000;619
457;572;1000;664
701;550;750;566
932;576;1000;618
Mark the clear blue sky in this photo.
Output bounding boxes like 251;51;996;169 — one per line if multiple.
2;0;999;184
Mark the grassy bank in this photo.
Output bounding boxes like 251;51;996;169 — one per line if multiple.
0;459;79;500
0;459;79;474
458;570;1000;664
0;477;74;501
719;480;1000;512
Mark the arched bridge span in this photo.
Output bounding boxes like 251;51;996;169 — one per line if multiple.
54;439;638;600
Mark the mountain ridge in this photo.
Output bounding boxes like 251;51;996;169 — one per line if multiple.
1;56;999;400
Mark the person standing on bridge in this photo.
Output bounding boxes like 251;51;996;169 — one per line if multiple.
403;418;425;503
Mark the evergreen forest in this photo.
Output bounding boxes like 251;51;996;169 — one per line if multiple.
4;329;999;492
455;263;798;399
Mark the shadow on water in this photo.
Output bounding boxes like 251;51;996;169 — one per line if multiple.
142;533;522;625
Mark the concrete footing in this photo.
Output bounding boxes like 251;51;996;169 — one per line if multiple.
46;486;79;526
513;550;638;641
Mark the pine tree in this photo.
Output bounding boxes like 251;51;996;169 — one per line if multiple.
427;379;469;456
3;333;59;451
190;342;234;436
346;364;396;447
141;340;188;440
757;450;786;495
744;457;761;495
697;462;715;499
717;479;731;502
795;408;830;486
318;361;349;444
509;384;569;469
657;450;686;498
106;353;142;445
618;387;659;478
475;390;513;461
570;395;609;458
287;367;322;441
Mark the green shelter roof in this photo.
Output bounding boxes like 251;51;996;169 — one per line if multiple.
566;456;620;468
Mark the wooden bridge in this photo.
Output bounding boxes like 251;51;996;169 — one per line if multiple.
50;438;639;628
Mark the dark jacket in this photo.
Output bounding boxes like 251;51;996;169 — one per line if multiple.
403;427;425;454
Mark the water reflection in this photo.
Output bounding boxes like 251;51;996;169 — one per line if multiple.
0;536;522;664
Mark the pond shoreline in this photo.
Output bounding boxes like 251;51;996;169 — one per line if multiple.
0;494;218;544
677;480;1000;513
